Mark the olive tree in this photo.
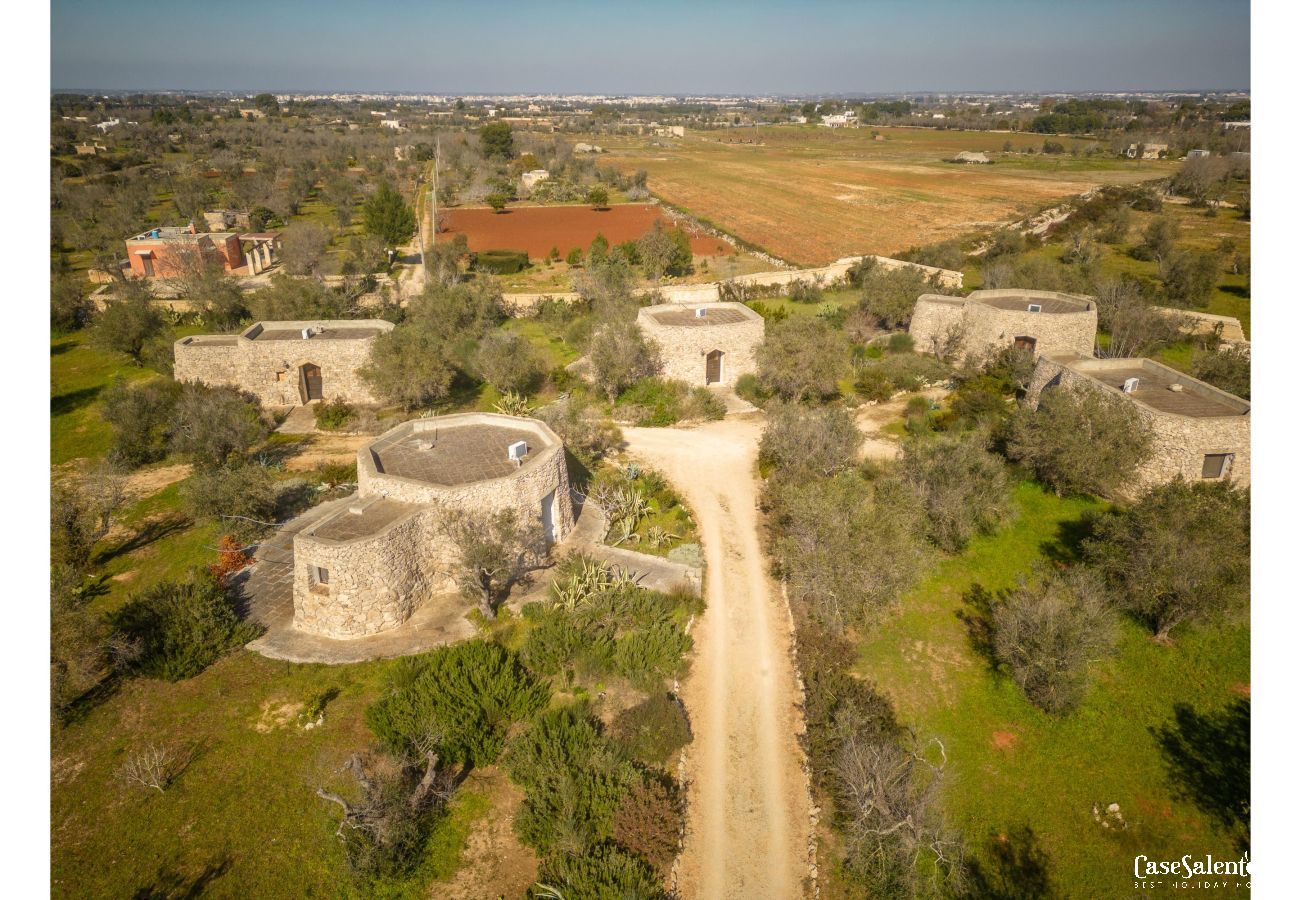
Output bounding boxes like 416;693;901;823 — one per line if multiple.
900;431;1012;551
759;401;861;482
588;322;661;402
1005;387;1153;497
757;316;850;401
434;507;545;619
1084;478;1249;640
988;568;1117;714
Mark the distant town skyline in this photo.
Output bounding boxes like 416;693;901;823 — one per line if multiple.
52;0;1249;94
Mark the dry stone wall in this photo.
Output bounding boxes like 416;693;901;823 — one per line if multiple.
174;319;392;406
1026;356;1250;498
637;302;765;386
910;291;1097;363
292;414;573;638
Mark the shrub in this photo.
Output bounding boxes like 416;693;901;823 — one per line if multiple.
757;316;850;400
313;398;355;431
520;610;613;677
91;286;165;364
366;641;549;767
988;568;1117;714
613;620;692;688
473;249;530;275
505;706;638;854
535;842;665;899
760;401;861;481
589;323;662;402
900;431;1012;551
1192;345;1250;399
170;383;271;468
616;378;725;426
112;570;261;681
181;463;280;532
536;397;622;466
788;278;823;303
473;330;544;393
1005;387;1153;497
611;692;691;767
52;276;94;333
858;265;941;329
613;776;682;874
101;376;181;468
682;386;726;422
360;320;457;409
886;332;915;354
566;247;583;266
1084;477;1249;640
734;372;771;406
769;473;927;629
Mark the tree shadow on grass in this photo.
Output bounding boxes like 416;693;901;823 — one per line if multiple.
1152;697;1250;850
958;825;1060;899
51;339;77;356
51;384;103;417
956;584;1002;675
1038;513;1097;566
93;513;191;566
1219;284;1250;299
132;855;233;899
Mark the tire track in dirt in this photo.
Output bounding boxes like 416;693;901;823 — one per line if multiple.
622;418;811;898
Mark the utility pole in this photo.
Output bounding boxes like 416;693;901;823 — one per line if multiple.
427;137;440;280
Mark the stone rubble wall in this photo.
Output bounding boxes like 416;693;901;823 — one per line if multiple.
910;293;1097;363
293;509;434;638
499;255;963;313
637;303;765;387
292;414;574;638
173;319;392;406
1026;357;1251;498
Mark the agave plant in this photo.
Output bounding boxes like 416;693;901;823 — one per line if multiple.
549;555;635;613
494;390;535;417
645;524;680;549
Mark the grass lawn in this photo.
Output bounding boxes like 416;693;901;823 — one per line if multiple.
51;652;461;898
855;481;1248;895
51;332;153;466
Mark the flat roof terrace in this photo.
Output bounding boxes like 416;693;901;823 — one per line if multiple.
251;325;386;342
1065;357;1249;418
369;422;548;486
647;306;754;327
969;290;1095;314
310;498;418;542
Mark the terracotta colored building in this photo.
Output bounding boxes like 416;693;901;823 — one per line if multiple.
125;226;244;278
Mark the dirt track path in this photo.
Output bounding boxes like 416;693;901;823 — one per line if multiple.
622;418;811;899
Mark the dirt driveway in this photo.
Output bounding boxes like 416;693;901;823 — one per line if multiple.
622;417;811;899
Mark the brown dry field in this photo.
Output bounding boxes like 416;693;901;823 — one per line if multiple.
600;126;1178;265
442;203;733;259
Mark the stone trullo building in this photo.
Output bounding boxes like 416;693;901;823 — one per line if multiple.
292;413;574;638
637;301;765;386
1025;355;1250;495
909;289;1097;363
174;319;392;406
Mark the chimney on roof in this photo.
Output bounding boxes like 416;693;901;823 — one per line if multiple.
695;307;707;318
1122;377;1140;393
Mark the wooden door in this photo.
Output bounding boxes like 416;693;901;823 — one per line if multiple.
705;350;723;384
301;364;323;402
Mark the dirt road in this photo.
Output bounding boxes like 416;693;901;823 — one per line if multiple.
622;418;811;899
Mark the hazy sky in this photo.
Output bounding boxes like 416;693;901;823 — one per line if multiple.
51;0;1250;94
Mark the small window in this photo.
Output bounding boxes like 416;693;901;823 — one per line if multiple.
310;566;330;588
275;370;286;381
1202;454;1232;479
1027;303;1042;313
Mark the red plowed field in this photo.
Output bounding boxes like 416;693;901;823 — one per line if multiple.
441;203;732;259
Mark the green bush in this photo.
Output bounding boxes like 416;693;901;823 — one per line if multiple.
534;842;665;899
734;372;771;406
616;378;691;426
112;570;262;681
505;706;638;854
366;641;549;767
613;621;692;688
313;398;355;431
520;610;613;677
611;692;692;767
473;249;530;274
181;464;280;530
613;776;683;875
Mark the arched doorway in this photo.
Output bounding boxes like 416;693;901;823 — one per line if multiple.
298;363;323;403
705;349;724;385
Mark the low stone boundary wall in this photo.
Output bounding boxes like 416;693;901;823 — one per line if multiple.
501;254;963;314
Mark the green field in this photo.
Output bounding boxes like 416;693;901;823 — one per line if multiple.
855;482;1248;896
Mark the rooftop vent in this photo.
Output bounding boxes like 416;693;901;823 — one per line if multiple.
1122;377;1140;393
695;307;707;318
1168;383;1184;393
1027;303;1042;313
508;441;529;463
